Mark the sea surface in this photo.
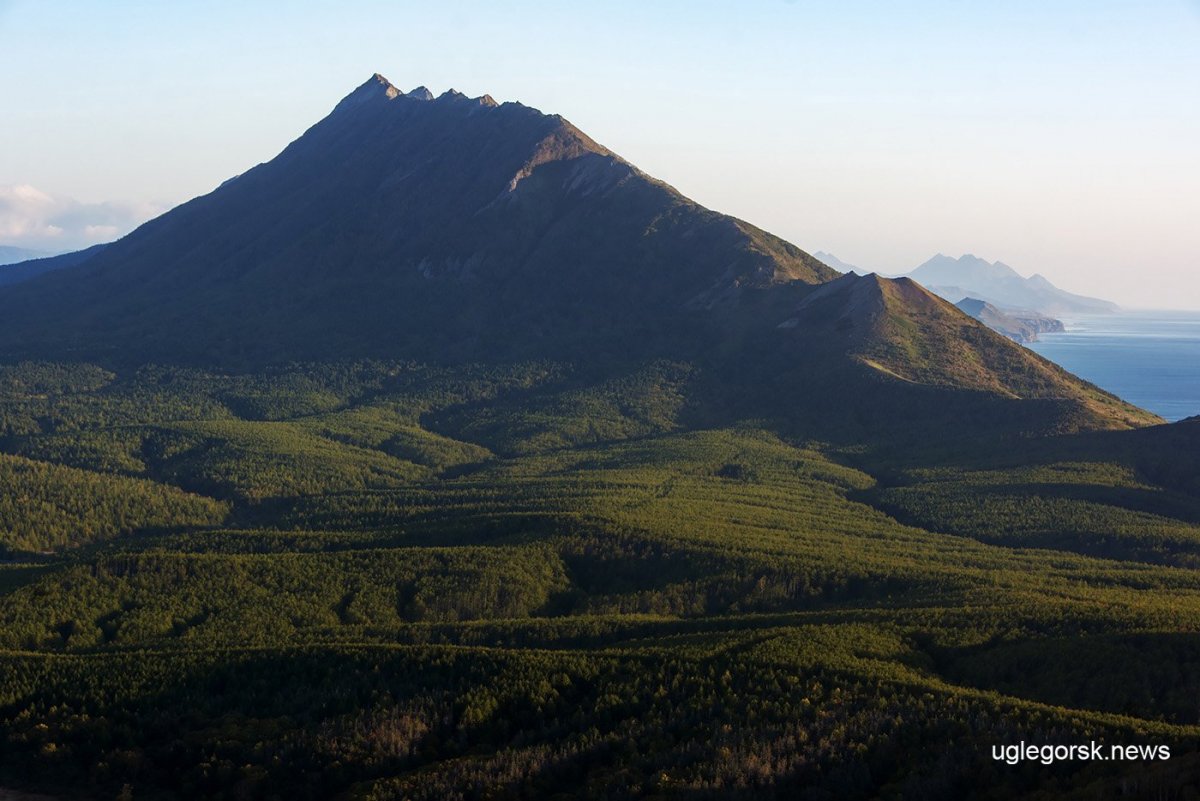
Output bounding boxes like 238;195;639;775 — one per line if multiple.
1027;310;1200;422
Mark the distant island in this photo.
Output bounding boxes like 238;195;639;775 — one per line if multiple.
955;297;1065;343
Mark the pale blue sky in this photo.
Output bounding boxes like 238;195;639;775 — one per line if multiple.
2;0;1198;307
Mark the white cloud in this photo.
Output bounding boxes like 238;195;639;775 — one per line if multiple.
0;184;163;252
83;224;121;239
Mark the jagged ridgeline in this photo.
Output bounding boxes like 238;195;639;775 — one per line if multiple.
0;77;1196;800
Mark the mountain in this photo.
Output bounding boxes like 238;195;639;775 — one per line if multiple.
905;253;1119;315
811;250;859;273
0;245;53;265
0;74;834;364
0;243;108;287
955;297;1064;343
0;75;1154;435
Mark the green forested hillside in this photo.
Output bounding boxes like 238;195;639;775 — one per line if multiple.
0;360;1196;800
0;452;227;553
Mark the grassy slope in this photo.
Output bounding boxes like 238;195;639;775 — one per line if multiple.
785;274;1158;429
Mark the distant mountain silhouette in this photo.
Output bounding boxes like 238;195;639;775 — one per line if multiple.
811;251;859;274
905;254;1118;315
0;245;53;266
0;244;108;287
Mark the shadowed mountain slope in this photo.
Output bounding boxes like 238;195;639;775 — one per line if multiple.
0;75;833;363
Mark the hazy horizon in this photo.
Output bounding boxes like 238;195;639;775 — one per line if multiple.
2;0;1197;308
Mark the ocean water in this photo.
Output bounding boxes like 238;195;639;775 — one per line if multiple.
1027;311;1200;422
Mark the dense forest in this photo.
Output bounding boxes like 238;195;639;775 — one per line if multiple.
0;359;1197;799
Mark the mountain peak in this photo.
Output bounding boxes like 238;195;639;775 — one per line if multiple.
334;73;402;111
366;72;401;97
333;77;503;116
